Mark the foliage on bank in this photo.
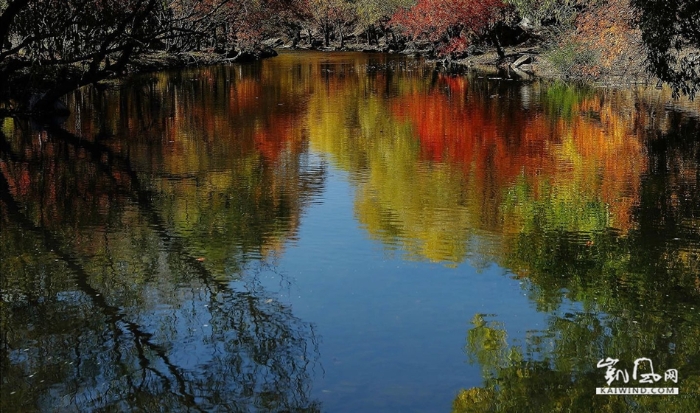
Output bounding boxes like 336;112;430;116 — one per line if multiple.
1;0;699;111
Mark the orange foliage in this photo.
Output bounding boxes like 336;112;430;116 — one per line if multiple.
392;76;552;188
572;0;646;77
392;75;647;233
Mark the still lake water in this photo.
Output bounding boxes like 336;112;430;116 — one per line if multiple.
1;50;699;412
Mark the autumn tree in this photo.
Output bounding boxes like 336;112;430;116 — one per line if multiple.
353;0;414;45
302;0;357;48
330;0;355;48
164;0;238;52
260;0;313;47
632;0;700;98
390;0;512;58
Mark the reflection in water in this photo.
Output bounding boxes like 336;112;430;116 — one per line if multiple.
300;53;700;410
461;114;700;411
0;60;325;411
1;50;700;411
311;72;653;263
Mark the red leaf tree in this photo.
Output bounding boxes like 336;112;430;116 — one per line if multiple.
390;0;510;58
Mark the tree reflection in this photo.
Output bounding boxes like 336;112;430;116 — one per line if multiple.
0;64;325;413
453;117;700;412
456;307;700;412
297;60;700;410
2;51;700;412
305;69;660;264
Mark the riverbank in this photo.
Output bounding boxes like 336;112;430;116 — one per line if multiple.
448;43;651;87
254;25;652;88
61;42;655;93
127;47;279;73
265;41;653;89
0;37;664;119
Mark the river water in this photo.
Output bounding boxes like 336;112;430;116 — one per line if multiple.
1;50;699;412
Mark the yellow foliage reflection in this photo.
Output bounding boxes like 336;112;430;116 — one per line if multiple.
304;62;667;264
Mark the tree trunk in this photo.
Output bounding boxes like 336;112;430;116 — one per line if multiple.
292;29;300;48
492;31;505;59
307;28;314;48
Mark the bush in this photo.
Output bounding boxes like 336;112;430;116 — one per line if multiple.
545;41;598;77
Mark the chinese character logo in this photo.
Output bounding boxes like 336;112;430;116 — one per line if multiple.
596;357;678;387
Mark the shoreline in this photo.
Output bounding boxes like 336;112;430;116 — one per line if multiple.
0;44;676;120
125;48;278;73
128;45;699;117
124;43;656;91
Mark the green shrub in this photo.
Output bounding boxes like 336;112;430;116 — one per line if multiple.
545;41;598;76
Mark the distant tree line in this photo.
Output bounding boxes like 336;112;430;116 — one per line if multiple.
1;0;699;113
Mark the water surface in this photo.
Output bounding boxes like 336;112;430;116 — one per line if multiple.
2;50;699;412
